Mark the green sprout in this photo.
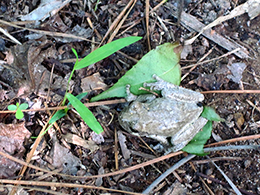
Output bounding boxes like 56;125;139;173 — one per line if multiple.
48;36;142;135
8;102;29;119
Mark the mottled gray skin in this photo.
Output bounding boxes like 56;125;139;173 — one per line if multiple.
119;75;208;152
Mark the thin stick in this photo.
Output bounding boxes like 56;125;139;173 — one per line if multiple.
107;0;137;43
145;0;151;51
181;48;241;70
0;19;95;43
99;0;135;46
0;26;21;45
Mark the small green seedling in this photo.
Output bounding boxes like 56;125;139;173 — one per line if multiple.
48;36;142;135
8;102;29;119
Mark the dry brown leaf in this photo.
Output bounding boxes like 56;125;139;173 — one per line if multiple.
62;133;99;153
118;131;131;160
0;122;31;178
81;72;108;93
51;141;82;175
234;113;245;130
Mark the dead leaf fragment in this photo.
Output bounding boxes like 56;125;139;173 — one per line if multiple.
227;63;246;84
162;181;190;195
52;141;82;175
194;65;230;90
0;123;31;178
81;72;108;92
233;113;245;130
62;133;99;153
118;131;131;160
20;0;72;21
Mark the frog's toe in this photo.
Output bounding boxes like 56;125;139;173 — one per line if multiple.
126;84;131;91
125;85;137;102
152;74;161;81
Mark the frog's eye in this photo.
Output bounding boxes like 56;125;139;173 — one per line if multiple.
197;102;204;107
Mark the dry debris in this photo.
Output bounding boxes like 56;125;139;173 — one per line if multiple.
0;0;260;194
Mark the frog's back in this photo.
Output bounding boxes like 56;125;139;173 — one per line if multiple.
136;98;203;136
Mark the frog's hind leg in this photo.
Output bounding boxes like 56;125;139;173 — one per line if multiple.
144;74;174;91
125;84;156;102
167;117;208;153
144;74;204;102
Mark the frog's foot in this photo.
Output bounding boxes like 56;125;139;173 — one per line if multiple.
125;84;137;102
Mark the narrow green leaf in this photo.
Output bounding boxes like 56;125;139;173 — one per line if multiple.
49;110;67;124
75;36;142;70
66;93;103;134
19;103;29;110
182;121;212;155
91;42;182;102
68;92;88;106
8;105;17;111
201;106;224;122
15;108;24;119
71;48;78;59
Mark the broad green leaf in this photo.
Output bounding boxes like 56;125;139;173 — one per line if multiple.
201;106;224;122
19;103;29;110
8;105;17;111
15;108;24;119
90;42;182;102
66;93;103;134
75;36;142;70
49;110;67;124
182;121;212;155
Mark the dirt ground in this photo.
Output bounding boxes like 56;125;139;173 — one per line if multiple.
0;0;260;194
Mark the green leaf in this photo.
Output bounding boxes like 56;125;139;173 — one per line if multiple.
182;121;212;155
49;110;67;124
91;42;182;102
66;93;103;134
72;48;78;59
201;106;224;122
67;92;88;106
75;36;142;70
19;103;29;110
15;108;24;119
8;104;17;111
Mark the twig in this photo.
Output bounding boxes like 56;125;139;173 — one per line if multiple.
197;173;258;195
99;0;135;45
207;156;242;195
181;48;240;70
181;46;215;81
145;0;151;51
0;26;21;45
143;145;259;194
107;0;137;43
0;180;143;195
164;3;249;58
0;19;95;43
143;154;196;194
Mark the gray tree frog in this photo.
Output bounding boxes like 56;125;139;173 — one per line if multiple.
119;74;208;153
